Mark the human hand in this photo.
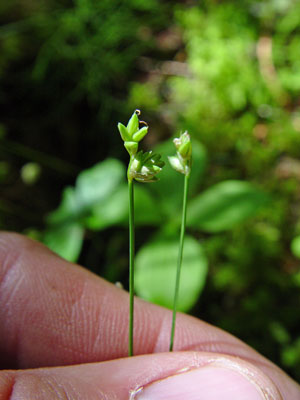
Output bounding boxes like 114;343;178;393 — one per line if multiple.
0;233;299;399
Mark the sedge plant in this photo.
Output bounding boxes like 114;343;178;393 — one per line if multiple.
168;132;192;351
117;110;164;356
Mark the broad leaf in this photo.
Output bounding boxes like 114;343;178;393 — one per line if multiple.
85;184;162;229
75;158;125;211
291;236;300;259
135;234;208;312
44;223;84;262
187;180;270;232
44;158;125;261
47;158;125;225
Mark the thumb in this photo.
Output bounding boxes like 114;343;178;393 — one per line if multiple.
1;352;288;399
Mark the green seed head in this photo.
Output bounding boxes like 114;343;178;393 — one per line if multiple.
118;110;150;156
169;131;192;176
173;131;192;160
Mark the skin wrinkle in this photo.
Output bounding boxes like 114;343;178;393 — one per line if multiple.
94;285;115;360
10;373;59;400
191;342;269;368
75;279;112;360
183;340;270;366
105;287;134;359
28;255;88;367
0;253;29;369
0;244;28;366
70;279;95;359
177;337;290;397
0;235;88;369
22;369;112;400
152;311;233;355
73;279;108;359
134;298;171;355
182;340;291;392
151;311;171;353
22;273;72;366
104;308;122;357
136;303;159;353
0;235;28;287
70;276;126;361
44;375;74;400
0;233;298;399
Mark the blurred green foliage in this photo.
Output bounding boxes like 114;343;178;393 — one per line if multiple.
1;0;300;381
43;142;268;312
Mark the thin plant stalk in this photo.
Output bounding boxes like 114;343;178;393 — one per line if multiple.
169;172;190;351
128;177;135;357
118;110;164;357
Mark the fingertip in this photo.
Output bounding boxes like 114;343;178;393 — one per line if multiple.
0;232;35;279
0;231;40;255
0;352;287;400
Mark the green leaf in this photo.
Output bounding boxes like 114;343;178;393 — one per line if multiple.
47;187;78;225
187;180;270;232
76;158;124;210
135;184;163;225
44;159;126;261
85;183;162;230
47;158;125;225
85;185;128;230
135;234;208;312
44;223;84;262
291;236;300;259
150;139;207;216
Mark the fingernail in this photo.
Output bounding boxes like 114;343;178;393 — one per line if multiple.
134;364;266;400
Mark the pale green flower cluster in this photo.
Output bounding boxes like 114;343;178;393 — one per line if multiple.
168;131;192;176
128;150;164;183
117;110;148;156
118;110;164;183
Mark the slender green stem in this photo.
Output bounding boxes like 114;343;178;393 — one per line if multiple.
128;178;135;357
169;173;190;351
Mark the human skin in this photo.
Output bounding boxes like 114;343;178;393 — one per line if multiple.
0;232;299;399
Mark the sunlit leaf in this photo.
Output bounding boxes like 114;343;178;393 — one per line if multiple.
291;235;300;259
85;184;162;230
187;180;270;232
75;158;124;210
47;158;125;225
44;223;84;262
44;159;125;260
47;187;78;225
135;234;208;312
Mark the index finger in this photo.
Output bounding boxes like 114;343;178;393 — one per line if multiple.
0;232;298;397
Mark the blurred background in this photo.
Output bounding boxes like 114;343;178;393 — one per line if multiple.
1;0;300;381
